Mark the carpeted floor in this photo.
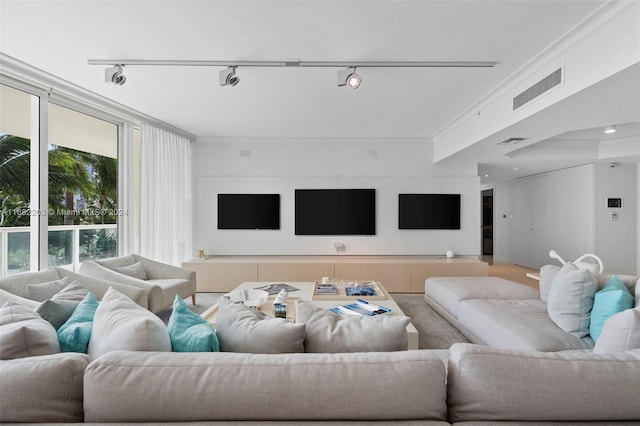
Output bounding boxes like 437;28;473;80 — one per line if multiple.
159;292;469;350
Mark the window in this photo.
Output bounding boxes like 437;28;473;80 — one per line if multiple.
47;104;119;268
0;84;36;275
1;82;123;276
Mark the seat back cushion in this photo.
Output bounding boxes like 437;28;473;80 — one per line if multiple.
447;343;640;422
593;307;640;353
83;350;447;422
87;287;170;360
0;353;88;423
295;301;409;353
0;269;61;298
216;297;305;353
547;264;597;337
0;301;61;360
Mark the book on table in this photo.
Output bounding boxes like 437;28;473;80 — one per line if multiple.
315;283;339;295
329;299;391;316
254;283;300;295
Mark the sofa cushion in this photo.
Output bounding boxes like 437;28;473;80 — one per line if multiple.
547;264;597;337
458;299;594;351
425;276;539;319
88;287;171;359
593;307;640;353
167;295;219;352
25;275;73;302
0;268;60;298
295;301;409;353
538;264;562;302
0;301;61;360
35;282;90;329
216;297;305;353
114;261;148;280
0;352;88;423
447;343;640;422
0;288;40;310
589;275;635;341
83;350;448;422
58;292;99;353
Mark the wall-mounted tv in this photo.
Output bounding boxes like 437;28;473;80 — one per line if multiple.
295;189;375;235
398;193;461;230
217;194;280;230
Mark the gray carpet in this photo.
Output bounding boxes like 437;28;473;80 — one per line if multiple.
159;292;469;350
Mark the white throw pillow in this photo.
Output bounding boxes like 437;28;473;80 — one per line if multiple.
547;263;597;337
0;301;61;360
295;301;410;353
114;261;148;280
87;287;170;360
593;307;640;353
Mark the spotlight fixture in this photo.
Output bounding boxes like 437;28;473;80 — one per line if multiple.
219;66;239;87
604;125;617;134
337;67;362;89
105;65;126;85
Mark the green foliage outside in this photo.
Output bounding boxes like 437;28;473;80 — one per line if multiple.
1;134;118;270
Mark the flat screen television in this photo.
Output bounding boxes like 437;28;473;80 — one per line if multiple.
295;189;376;235
217;194;280;230
398;193;461;230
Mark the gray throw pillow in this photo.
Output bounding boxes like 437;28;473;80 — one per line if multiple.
114;261;148;280
593;307;640;353
295;301;410;353
26;276;73;302
215;297;305;353
547;263;597;337
87;287;170;360
35;283;90;329
0;301;61;360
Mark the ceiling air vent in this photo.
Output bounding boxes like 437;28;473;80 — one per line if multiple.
513;68;562;110
497;137;526;146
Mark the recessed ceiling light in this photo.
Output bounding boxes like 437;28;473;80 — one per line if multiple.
604;125;616;134
512;167;520;171
483;174;489;178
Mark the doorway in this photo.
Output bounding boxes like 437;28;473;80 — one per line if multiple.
482;189;493;256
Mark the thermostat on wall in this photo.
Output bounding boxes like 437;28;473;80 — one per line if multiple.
607;198;623;208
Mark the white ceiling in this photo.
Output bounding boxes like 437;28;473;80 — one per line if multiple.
1;0;637;183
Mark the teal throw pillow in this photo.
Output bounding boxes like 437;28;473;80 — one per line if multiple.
57;292;99;353
167;295;219;352
589;275;634;341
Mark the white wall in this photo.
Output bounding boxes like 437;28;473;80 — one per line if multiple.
494;162;638;274
595;162;638;275
193;139;481;256
492;180;516;265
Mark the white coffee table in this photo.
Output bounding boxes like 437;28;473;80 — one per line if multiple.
201;281;419;350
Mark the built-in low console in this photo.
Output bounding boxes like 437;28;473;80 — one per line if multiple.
182;255;488;293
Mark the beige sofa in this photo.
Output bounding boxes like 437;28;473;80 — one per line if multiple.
1;344;639;424
0;267;148;308
79;254;196;313
425;265;640;352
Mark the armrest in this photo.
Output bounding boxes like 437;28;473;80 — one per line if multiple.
79;261;162;306
133;254;195;281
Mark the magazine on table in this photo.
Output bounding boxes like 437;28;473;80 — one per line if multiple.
255;283;300;295
329;299;392;316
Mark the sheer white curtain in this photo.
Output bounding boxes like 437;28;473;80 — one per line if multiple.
140;124;193;265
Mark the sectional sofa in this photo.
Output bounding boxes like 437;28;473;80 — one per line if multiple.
425;264;640;352
2;344;639;424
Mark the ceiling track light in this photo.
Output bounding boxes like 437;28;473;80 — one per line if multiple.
604;125;616;134
219;66;239;87
104;65;126;85
337;67;362;89
91;58;496;86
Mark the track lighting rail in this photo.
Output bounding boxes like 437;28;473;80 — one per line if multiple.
88;59;496;68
